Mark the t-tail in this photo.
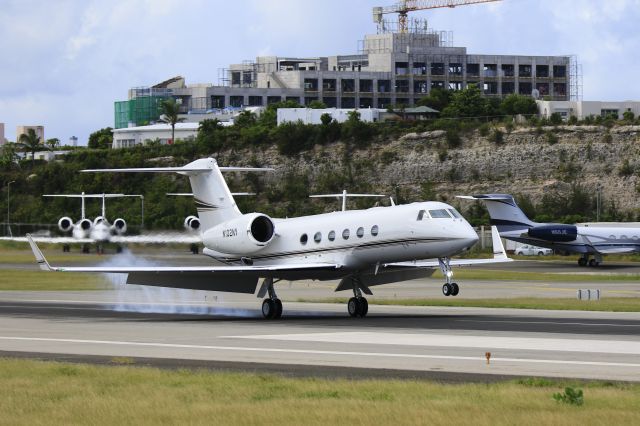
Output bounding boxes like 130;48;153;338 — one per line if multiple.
457;194;537;232
83;158;272;232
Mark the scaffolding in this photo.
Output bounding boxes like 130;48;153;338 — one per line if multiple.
569;55;583;101
114;96;168;129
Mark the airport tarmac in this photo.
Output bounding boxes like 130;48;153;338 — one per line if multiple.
0;290;639;382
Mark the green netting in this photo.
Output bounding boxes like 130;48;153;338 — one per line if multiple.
114;96;168;129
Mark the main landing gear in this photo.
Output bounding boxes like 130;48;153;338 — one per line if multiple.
347;277;370;318
258;278;283;319
578;254;602;267
439;257;460;297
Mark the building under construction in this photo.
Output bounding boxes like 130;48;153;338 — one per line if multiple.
114;0;579;128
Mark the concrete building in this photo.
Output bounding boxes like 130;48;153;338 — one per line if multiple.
0;122;5;145
69;136;78;147
115;28;576;129
537;100;640;120
16;125;44;143
277;108;384;126
112;123;200;149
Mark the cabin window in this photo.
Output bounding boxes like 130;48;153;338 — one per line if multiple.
300;234;308;245
429;209;451;218
314;232;322;243
371;225;379;236
357;227;364;238
328;230;336;241
448;209;462;218
621;235;628;240
342;229;350;240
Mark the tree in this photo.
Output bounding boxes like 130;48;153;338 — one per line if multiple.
234;110;257;128
259;100;303;128
0;142;19;169
416;88;452;112
501;94;538;116
88;128;113;149
623;111;635;123
159;98;184;144
18;128;46;167
45;138;60;150
442;85;487;118
320;113;333;126
308;100;327;109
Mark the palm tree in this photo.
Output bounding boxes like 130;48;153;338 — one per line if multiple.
18;128;47;167
159;98;184;145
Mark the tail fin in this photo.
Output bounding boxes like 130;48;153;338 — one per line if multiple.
83;158;272;232
457;194;536;232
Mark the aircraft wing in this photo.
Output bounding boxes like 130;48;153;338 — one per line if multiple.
0;236;94;244
594;247;639;255
109;233;202;244
384;226;512;268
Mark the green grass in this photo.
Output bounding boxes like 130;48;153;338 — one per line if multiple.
0;270;109;291
295;297;640;312
433;269;640;282
0;249;99;264
0;359;638;425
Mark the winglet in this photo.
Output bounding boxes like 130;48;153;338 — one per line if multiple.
491;226;511;261
26;234;53;271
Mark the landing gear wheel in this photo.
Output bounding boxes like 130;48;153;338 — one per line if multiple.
82;244;90;254
578;257;587;267
589;259;599;267
116;245;123;254
348;297;359;317
357;298;368;317
450;283;460;296
442;283;452;297
261;299;276;319
274;299;283;319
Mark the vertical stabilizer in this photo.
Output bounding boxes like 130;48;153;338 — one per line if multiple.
457;194;537;232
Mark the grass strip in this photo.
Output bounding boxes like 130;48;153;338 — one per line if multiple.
294;297;640;312
0;270;109;291
0;358;638;425
433;269;640;282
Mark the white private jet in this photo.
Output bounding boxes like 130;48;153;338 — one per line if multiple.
27;157;510;319
459;193;640;267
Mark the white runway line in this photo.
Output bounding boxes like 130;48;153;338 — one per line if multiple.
0;336;640;369
227;332;640;355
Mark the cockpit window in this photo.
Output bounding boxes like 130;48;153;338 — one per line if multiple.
417;210;428;221
448;208;462;219
429;209;452;218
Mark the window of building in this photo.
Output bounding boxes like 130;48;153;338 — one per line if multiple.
230;96;244;107
467;63;480;77
359;98;373;108
378;80;391;93
341;97;355;108
429;209;452;218
300;234;308;245
328;230;336;241
395;80;410;93
412;62;427;75
536;65;549;78
341;79;355;92
267;96;282;105
357;227;364;238
431;81;445;90
414;81;428;94
431;62;445;76
536;82;549;96
502;82;515;94
501;64;515;77
305;97;318;106
484;82;498;95
449;81;463;91
286;96;300;104
378;98;391;108
314;232;322;243
519;82;533;95
304;78;319;92
323;97;337;108
211;95;225;109
248;96;263;106
484;64;497;77
553;65;567;78
371;225;379;236
553;83;567;97
231;72;241;86
342;229;350;240
449;63;463;76
519;65;532;78
323;79;337;91
359;79;373;92
395;62;409;75
242;71;252;86
601;109;619;118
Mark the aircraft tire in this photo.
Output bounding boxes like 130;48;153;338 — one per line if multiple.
358;298;368;317
578;258;587;267
261;299;276;319
274;299;283;319
348;297;359;317
442;284;452;297
451;283;459;296
589;259;599;267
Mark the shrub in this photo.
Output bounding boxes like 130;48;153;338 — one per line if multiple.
553;387;584;406
618;159;635;177
478;123;490;137
445;129;461;148
549;113;563;125
490;129;504;144
546;131;559;145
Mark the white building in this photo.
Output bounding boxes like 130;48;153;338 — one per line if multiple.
277;108;383;126
112;123;201;148
537;100;640;120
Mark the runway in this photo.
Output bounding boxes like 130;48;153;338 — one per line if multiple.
0;291;639;382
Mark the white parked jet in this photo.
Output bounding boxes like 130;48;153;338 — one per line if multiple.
27;158;510;319
459;193;640;267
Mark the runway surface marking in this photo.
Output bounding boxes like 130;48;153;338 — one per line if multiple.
227;332;640;355
454;319;640;328
0;336;639;368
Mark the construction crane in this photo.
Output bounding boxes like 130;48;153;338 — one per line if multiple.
373;0;502;34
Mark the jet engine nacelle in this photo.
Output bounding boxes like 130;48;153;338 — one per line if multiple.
78;218;93;231
111;218;127;235
58;217;74;233
527;225;578;242
203;213;275;255
184;215;201;232
94;216;105;226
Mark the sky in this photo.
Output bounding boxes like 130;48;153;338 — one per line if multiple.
1;0;639;145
